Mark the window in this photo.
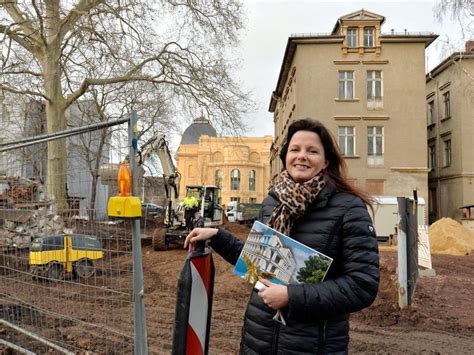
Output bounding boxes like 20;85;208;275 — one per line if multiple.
427;101;435;125
338;71;354;99
364;27;375;47
347;28;357;47
230;197;240;203
248;170;256;191
443;91;450;118
367;70;382;101
367;126;384;166
215;169;223;188
249;198;256;203
338;126;356;156
230;169;240;190
443;139;451;167
42;236;64;251
429;144;436;169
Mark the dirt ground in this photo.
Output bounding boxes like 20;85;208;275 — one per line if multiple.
1;221;473;354
142;222;474;354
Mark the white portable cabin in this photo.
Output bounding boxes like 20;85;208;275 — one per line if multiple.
370;196;426;242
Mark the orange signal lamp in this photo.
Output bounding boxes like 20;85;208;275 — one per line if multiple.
117;162;132;196
107;161;141;218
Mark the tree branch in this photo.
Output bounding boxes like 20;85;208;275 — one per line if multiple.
65;74;167;107
0;0;42;46
2;69;43;77
0;83;49;101
31;0;47;46
0;23;39;55
59;0;107;40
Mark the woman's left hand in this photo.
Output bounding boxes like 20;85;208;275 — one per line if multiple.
256;277;288;310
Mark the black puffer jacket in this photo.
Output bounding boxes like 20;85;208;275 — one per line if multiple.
210;185;379;354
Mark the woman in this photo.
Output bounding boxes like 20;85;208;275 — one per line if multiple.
185;118;379;354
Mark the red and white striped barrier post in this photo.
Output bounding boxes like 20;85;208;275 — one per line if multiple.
173;241;214;355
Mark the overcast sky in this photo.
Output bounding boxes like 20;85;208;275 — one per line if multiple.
234;0;469;138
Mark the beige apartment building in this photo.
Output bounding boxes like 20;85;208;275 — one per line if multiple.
426;41;474;223
269;9;437;208
176;117;272;206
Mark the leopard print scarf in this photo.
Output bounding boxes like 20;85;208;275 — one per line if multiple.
267;170;326;236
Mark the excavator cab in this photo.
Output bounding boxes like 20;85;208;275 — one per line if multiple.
186;185;222;227
153;185;223;251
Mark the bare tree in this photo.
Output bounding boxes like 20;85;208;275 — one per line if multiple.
68;81;172;218
0;0;250;208
434;0;473;50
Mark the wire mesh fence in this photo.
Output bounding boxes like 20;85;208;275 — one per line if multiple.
0;119;138;353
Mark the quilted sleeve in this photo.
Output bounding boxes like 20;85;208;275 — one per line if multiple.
209;228;245;265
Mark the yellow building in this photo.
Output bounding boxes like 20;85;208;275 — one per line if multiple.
176;117;273;205
268;9;437;209
426;41;474;223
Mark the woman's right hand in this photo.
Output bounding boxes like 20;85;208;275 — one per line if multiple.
183;228;218;251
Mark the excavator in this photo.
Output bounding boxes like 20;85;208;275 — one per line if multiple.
138;134;223;250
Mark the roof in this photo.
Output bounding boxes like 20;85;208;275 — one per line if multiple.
268;10;438;112
426;52;474;82
180;117;217;145
331;9;385;34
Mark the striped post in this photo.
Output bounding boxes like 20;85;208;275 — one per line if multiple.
173;242;214;355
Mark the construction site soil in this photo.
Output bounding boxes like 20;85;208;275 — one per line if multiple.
2;220;474;354
142;222;474;354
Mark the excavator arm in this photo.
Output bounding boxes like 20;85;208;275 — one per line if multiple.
140;134;181;226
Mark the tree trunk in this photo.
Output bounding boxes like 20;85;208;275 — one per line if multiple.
45;101;67;210
42;1;68;211
44;56;67;211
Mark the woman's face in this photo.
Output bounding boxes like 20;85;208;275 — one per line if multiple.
285;130;328;183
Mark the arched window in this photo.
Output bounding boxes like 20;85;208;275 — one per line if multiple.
248;170;256;191
215;169;223;188
230;169;240;191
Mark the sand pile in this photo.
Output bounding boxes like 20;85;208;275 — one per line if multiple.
428;217;474;256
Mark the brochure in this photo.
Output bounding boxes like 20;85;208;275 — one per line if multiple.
233;220;333;325
234;220;333;286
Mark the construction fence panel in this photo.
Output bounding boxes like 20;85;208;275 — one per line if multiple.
0;122;137;353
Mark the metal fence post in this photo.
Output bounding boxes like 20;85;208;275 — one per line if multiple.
130;110;148;354
406;195;419;305
397;196;419;309
397;197;408;308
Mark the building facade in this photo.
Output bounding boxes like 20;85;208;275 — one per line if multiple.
268;9;437;210
242;229;297;284
176;117;272;206
426;41;474;223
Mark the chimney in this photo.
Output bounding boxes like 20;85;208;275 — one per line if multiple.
465;40;474;53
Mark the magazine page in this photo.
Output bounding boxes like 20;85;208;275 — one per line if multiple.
233;221;333;286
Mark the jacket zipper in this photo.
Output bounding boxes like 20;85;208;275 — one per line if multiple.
318;320;327;354
271;320;280;354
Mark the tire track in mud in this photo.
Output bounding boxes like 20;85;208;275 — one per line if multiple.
350;325;474;354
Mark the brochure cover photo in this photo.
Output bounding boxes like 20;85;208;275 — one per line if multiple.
233;221;333;286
